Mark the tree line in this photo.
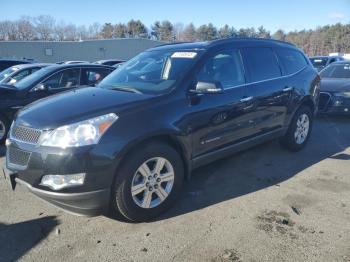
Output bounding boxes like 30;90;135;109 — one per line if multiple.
0;15;349;56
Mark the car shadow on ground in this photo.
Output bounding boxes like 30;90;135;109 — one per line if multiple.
0;145;5;157
0;216;58;261
156;115;350;221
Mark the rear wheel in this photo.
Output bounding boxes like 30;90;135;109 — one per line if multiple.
111;142;184;222
0;115;9;144
281;106;313;151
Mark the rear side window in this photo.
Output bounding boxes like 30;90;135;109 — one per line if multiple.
244;48;281;82
275;48;307;75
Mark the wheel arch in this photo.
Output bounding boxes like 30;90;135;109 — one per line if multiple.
299;96;316;114
113;132;192;182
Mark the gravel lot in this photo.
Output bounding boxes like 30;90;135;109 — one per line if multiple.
0;116;349;262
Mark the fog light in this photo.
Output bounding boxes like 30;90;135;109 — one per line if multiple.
41;173;86;190
334;99;343;106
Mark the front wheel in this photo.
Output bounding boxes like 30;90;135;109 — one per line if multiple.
111;142;184;222
281;106;313;151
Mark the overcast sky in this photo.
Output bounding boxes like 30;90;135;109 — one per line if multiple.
3;0;350;32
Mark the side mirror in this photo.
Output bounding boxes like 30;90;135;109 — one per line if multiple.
190;81;224;94
31;83;47;92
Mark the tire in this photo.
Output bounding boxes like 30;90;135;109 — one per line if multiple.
111;142;184;222
281;106;313;151
0;115;9;145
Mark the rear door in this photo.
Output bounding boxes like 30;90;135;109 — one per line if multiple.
241;47;291;135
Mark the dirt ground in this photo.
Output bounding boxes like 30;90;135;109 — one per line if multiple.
0;115;349;262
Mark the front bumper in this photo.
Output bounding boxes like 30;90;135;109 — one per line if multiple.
3;166;110;216
318;92;350;115
4;138;121;216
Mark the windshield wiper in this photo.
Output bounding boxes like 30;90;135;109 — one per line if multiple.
107;86;142;94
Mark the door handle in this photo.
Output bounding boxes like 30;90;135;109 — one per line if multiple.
240;96;253;102
283;86;293;92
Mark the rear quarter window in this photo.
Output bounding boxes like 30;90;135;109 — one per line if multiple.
243;47;281;82
275;48;307;75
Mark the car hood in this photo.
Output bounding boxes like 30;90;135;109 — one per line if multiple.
320;78;350;93
16;87;154;129
0;85;24;102
0;84;18;95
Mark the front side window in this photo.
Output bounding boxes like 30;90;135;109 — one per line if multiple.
81;68;112;86
275;48;307;75
320;64;350;79
244;47;281;82
197;49;245;89
99;50;199;94
42;69;80;89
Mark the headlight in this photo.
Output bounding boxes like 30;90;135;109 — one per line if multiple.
40;113;118;148
334;92;350;98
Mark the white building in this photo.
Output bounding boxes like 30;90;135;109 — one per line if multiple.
0;39;163;63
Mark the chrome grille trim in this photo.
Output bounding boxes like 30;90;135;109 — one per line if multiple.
10;125;42;145
6;146;31;170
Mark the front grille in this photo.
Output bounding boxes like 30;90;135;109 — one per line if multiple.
11;125;42;144
318;92;331;111
7;146;31;168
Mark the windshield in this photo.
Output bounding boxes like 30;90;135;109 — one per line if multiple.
320;64;350;79
14;66;53;89
0;67;18;81
310;57;328;67
99;50;200;94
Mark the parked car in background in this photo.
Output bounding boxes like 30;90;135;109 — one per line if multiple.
310;56;345;72
318;61;350;115
0;59;32;72
0;63;50;85
0;63;114;143
3;38;319;222
56;61;89;64
94;59;126;66
113;62;125;69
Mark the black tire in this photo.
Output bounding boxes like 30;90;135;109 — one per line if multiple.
0;114;9;145
281;106;313;151
111;142;184;222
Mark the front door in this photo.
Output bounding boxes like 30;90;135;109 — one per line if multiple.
187;48;258;157
25;68;81;105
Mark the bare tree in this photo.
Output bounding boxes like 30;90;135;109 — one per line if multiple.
33;15;55;40
16;18;36;40
88;23;101;39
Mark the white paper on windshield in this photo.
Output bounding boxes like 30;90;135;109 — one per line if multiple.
171;52;197;59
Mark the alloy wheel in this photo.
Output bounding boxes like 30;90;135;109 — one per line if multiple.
130;157;175;209
294;113;310;144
